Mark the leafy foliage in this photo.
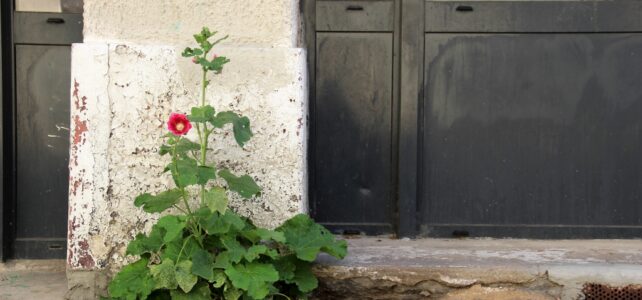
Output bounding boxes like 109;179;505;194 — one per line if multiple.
134;190;183;213
218;169;261;199
108;27;347;300
278;214;348;262
108;258;155;300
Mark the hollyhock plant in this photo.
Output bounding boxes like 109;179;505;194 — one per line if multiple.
167;112;192;135
107;27;347;300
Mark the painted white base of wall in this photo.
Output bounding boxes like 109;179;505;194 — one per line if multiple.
68;43;308;270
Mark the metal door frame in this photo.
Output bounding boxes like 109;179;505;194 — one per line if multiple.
0;0;14;260
302;0;408;236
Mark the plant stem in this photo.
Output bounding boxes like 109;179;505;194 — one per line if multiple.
201;68;207;107
172;138;200;244
176;235;192;263
172;205;188;214
199;68;209;207
273;293;291;300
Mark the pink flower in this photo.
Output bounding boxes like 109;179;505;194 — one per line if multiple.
212;54;218;60
167;113;192;135
192;57;199;64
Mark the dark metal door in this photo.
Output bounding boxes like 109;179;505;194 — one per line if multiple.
9;11;82;258
307;0;642;238
309;1;399;235
419;1;642;238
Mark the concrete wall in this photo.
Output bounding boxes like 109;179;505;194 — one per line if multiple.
67;0;307;276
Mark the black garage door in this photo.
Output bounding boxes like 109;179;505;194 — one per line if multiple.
306;0;642;238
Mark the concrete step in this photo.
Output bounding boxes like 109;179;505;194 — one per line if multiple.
0;260;66;300
312;238;642;299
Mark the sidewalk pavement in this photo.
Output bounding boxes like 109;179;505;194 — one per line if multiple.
0;260;66;300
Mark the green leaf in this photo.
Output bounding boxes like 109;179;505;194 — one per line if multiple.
134;189;182;213
197;166;217;185
126;226;164;256
223;212;249;231
170;282;211;300
175;139;200;157
202;40;213;53
191;248;215;281
220;236;246;264
210;111;238;128
273;255;296;282
175;260;198;293
212;270;227;288
108;257;155;300
188;105;216;123
242;228;286;243
156;215;185;243
213;251;232;269
181;47;203;57
205;187;228;214
149;259;178;290
161;237;199;263
200;211;246;235
277;214;348;262
224;262;279;300
209;111;253;147
169;157;199;187
244;245;277;262
193;27;214;44
207;56;230;73
218;169;261;199
159;144;172;156
223;287;243;300
292;261;318;293
232;116;253;147
321;237;349;259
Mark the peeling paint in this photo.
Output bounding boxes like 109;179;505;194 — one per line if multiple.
76;240;96;268
70;177;82;196
72;116;88;145
68;0;306;275
68;46;307;271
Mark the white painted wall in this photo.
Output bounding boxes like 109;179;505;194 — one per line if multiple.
83;0;300;47
68;0;307;271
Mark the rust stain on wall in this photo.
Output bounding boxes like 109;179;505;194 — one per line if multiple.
70;177;82;196
67;217;79;265
76;240;96;268
73;116;88;145
73;80;88;112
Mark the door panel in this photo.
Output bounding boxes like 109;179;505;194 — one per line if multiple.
14;13;82;44
424;1;642;33
421;33;642;237
8;11;81;258
314;32;394;233
14;45;70;258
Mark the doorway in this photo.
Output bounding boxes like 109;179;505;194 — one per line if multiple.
2;0;82;259
306;0;642;238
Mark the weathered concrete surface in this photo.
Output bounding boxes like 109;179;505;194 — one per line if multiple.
83;0;301;47
0;260;66;300
65;269;110;300
312;238;642;299
68;43;308;272
69;1;308;280
64;238;642;299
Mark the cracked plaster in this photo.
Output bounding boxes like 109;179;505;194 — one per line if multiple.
68;0;307;271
